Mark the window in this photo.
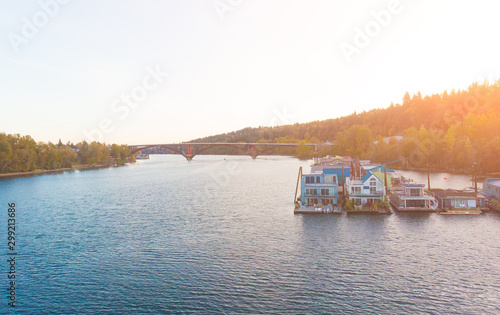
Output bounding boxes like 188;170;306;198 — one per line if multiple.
306;189;317;196
324;175;336;183
316;176;321;183
407;200;425;207
353;187;361;194
410;188;421;197
321;189;330;196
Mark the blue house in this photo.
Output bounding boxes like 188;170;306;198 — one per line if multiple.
300;166;351;206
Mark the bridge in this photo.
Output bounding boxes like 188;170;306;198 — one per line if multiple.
128;142;322;161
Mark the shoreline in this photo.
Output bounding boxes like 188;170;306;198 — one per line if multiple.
0;163;118;179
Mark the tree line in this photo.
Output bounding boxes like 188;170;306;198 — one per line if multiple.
0;133;135;173
191;79;500;173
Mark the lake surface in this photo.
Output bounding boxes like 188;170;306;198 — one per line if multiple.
1;155;499;314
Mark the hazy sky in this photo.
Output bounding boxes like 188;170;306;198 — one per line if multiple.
1;0;500;145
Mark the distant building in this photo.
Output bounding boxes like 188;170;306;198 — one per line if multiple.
373;136;404;145
359;160;371;166
483;178;500;200
312;155;352;166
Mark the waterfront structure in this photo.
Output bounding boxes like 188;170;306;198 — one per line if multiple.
310;165;351;196
300;169;340;207
431;189;487;210
483;178;500;200
346;170;387;206
389;182;438;212
135;154;150;160
312;155;352;166
363;165;396;189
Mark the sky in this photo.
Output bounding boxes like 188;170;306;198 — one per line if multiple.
1;0;500;145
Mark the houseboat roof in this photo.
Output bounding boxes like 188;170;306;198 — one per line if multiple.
401;183;425;188
366;165;395;173
310;165;350;173
432;189;477;198
361;171;376;183
484;178;500;187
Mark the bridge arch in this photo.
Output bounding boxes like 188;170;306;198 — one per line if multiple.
129;145;189;159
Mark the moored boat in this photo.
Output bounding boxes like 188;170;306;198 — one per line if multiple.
135;154;150;160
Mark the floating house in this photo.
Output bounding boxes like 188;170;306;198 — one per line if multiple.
389;183;438;212
300;166;351;207
483;178;500;200
431;189;486;210
300;171;338;207
346;170;387;206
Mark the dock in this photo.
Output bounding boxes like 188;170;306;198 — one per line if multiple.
294;204;342;214
438;209;482;215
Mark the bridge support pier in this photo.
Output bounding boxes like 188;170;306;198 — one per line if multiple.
186;145;193;161
251;145;257;159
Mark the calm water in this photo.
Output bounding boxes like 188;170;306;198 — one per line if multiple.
1;155;499;314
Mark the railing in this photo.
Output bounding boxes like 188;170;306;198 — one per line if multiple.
349;191;384;196
304;183;338;187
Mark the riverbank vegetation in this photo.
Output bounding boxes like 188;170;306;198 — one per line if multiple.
0;133;134;174
191;79;500;173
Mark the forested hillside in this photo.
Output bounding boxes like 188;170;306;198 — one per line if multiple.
192;80;500;173
0;133;134;174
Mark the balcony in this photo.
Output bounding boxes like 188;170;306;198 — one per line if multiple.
304;183;338;187
304;193;337;197
350;191;384;197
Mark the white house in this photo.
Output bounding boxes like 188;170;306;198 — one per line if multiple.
346;170;386;205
